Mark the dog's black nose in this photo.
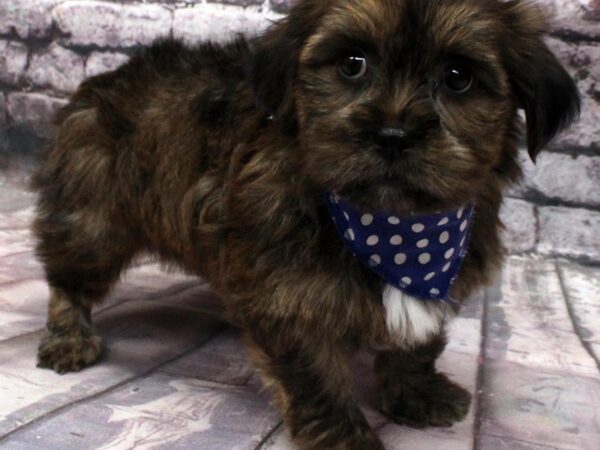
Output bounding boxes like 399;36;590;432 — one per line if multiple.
374;127;414;162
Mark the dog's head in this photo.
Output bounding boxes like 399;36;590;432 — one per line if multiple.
251;0;579;213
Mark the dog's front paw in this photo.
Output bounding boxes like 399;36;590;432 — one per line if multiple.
37;332;102;374
381;372;471;428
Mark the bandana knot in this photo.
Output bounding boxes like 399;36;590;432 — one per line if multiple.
326;194;474;301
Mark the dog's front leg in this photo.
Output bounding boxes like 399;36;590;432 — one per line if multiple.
374;335;471;429
245;329;384;450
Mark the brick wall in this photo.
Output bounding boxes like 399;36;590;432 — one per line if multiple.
0;0;598;262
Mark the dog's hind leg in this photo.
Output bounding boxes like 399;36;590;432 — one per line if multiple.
33;204;140;374
31;99;144;374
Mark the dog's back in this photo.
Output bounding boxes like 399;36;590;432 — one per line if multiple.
32;38;260;297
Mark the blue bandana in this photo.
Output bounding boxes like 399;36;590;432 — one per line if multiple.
325;194;474;301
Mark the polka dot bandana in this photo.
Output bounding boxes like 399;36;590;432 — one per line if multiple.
325;194;475;301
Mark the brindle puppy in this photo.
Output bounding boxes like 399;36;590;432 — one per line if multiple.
33;0;579;448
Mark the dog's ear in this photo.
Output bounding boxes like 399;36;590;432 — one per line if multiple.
250;0;325;133
500;1;580;162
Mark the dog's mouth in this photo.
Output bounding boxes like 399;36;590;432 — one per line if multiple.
334;153;471;215
370;151;422;185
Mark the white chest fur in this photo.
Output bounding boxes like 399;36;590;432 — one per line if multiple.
382;284;449;347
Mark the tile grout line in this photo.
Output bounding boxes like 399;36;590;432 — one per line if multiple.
0;324;227;444
254;422;283;450
0;275;43;289
471;281;495;450
483;432;577;450
555;263;600;374
0;295;138;347
0;293;149;346
0;248;35;262
0;280;209;346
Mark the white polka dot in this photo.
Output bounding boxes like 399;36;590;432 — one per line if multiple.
460;236;466;247
369;255;381;266
361;214;374;226
412;223;425;233
439;231;450;244
388;216;400;225
401;276;412;286
418;253;432;264
390;235;403;245
457;207;464;219
366;235;379;246
460;220;468;232
438;217;449;226
394;253;407;265
445;248;455;259
343;212;350;221
344;229;355;241
430;288;440;295
417;239;429;249
442;262;451;272
424;272;436;281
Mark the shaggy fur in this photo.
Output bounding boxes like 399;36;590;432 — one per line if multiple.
33;0;579;448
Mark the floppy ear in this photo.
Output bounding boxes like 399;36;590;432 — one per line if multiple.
501;1;580;161
250;0;325;133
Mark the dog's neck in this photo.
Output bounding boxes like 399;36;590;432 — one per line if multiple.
325;193;474;301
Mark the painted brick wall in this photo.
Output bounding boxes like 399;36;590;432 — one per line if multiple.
0;0;598;262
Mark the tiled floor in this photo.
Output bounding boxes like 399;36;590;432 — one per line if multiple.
0;175;599;450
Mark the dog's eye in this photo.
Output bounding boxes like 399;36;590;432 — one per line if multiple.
442;63;473;93
339;52;368;80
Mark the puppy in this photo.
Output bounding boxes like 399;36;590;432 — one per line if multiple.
33;0;579;448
